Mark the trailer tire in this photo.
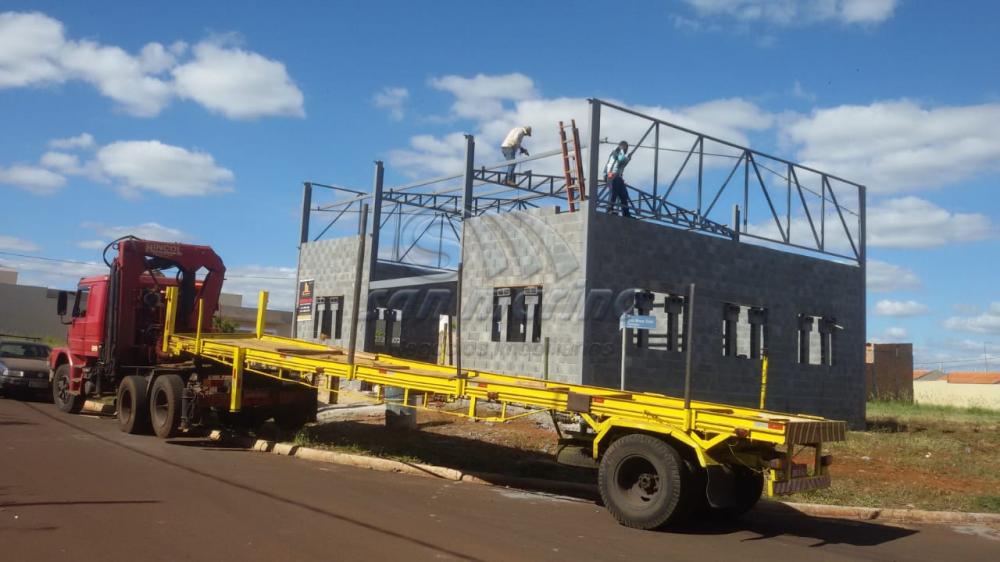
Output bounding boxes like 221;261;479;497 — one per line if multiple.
117;375;150;434
52;364;84;414
598;434;689;530
150;374;185;439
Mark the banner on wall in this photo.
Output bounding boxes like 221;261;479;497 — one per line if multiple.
297;279;315;320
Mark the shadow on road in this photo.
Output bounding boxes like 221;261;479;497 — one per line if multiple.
673;503;918;548
296;419;595;484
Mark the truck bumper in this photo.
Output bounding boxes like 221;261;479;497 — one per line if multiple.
767;474;831;495
0;375;51;391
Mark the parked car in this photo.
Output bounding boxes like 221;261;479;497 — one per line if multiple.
0;338;53;398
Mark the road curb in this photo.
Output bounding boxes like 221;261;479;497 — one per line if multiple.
760;500;1000;526
214;434;1000;526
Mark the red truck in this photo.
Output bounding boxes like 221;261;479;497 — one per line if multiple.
48;237;316;437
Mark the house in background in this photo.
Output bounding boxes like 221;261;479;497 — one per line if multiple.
913;370;1000;410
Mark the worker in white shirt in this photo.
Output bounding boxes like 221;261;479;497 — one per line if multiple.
500;126;531;185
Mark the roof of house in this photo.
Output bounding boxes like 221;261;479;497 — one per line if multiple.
945;371;1000;385
913;369;947;381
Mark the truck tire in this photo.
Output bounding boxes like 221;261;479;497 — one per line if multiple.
52;364;84;414
598;434;689;530
117;375;150;434
149;374;185;439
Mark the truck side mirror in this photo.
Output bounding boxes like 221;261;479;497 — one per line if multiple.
57;291;68;317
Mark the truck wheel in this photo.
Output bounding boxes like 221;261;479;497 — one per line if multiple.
149;375;185;439
714;465;764;518
52;364;84;414
117;375;150;434
598;434;689;530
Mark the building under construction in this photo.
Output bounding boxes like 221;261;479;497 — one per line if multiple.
292;99;867;427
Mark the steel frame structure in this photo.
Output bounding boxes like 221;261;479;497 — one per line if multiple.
297;99;866;272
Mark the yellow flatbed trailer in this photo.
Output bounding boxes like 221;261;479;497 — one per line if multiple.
163;288;846;530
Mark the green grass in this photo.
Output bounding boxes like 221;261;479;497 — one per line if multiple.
867;400;1000;425
793;401;1000;513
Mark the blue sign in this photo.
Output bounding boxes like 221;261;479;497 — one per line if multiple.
620;314;657;330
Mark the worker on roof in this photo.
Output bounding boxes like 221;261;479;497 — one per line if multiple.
501;125;531;185
605;141;631;218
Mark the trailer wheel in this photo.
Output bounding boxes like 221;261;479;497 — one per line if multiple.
715;465;763;518
149;375;185;439
52;364;84;414
117;375;150;434
598;434;689;530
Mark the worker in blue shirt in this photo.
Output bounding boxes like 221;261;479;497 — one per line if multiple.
605;141;631;217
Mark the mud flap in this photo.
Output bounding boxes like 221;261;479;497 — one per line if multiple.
705;465;737;508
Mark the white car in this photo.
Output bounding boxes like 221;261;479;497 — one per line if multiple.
0;339;53;398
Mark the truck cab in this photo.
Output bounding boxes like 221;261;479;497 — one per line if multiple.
47;237;316;437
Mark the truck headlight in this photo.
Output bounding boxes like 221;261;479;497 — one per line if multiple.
0;361;7;376
8;370;24;377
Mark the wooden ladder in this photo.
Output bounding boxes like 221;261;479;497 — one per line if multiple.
559;120;586;212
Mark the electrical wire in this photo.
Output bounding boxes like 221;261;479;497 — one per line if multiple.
0;250;295;280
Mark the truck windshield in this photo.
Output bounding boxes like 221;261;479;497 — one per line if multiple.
0;343;51;359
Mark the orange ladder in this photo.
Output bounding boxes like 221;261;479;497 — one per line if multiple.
559;120;586;212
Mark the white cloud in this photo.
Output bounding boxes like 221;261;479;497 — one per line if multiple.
7;136;234;198
95;140;234;197
791;80;816;102
884;327;908;340
867;259;921;293
373;86;409;121
39;151;83;174
0;11;65;87
429;72;538;120
944;303;1000;334
390;73;773;183
0;11;303;118
172;41;304;119
874;299;929;317
868;196;994;248
76;240;107;250
783;100;1000;193
58;37;175;116
0;255;105;289
81;221;193;245
681;0;898;26
48;132;94;150
0;235;40;252
222;265;297;310
388;132;470;177
0;163;66;195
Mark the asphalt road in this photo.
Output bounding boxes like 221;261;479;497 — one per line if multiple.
2;397;997;562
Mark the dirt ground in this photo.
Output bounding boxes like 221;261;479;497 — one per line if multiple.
292;400;1000;513
294;405;594;482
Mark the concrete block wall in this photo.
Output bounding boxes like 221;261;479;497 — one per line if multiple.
865;343;914;401
294;235;370;349
584;212;866;427
459;207;587;382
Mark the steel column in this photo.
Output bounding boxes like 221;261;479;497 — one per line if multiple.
455;135;475;379
368;161;384;278
587;100;602;208
347;203;369;365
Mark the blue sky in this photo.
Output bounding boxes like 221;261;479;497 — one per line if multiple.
0;0;997;370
